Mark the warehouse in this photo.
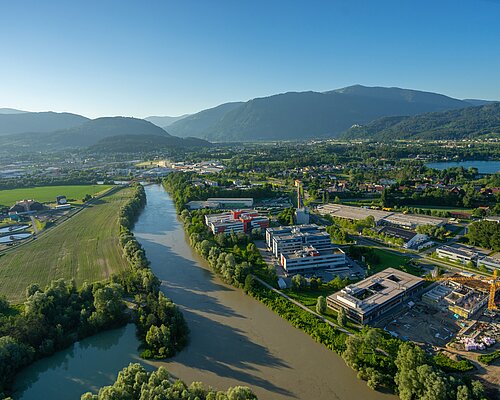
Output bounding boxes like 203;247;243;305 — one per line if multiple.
327;268;424;324
316;204;390;223
316;203;446;228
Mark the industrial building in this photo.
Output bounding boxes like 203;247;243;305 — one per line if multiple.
316;203;446;229
378;226;431;250
436;245;478;264
204;210;269;234
327;268;424;324
207;198;254;207
317;204;390;224
280;245;347;275
187;197;254;210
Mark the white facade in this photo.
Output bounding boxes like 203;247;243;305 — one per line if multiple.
280;246;347;274
436;245;478;264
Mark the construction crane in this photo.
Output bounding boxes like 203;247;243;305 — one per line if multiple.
426;269;500;311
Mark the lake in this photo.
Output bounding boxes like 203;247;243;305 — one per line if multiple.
426;160;500;174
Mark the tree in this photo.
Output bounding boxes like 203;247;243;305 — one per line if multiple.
291;274;307;291
316;296;326;314
145;324;173;358
244;275;257;293
394;342;426;400
456;385;471;400
337;307;347;326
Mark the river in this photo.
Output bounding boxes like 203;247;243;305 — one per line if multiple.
14;184;395;400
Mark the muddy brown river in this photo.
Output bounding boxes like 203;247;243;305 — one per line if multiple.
14;184;396;400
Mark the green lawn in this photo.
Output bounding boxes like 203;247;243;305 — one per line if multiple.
0;188;132;303
0;185;114;207
367;248;422;276
285;287;360;331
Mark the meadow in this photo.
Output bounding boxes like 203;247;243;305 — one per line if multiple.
0;187;132;303
0;184;114;206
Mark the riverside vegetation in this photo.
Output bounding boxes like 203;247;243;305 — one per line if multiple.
80;363;257;400
0;183;189;398
163;172;491;400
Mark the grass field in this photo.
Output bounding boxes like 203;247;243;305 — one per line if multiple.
0;187;132;303
0;184;114;207
366;248;422;276
284;288;359;331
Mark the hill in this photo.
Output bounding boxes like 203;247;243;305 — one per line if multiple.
0;116;210;151
167;85;475;141
0;108;27;114
90;133;210;152
341;102;500;140
167;102;244;138
0;111;89;135
144;114;190;127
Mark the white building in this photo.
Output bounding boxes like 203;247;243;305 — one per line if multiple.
436;245;478;264
477;256;500;271
280;245;347;275
205;210;269;234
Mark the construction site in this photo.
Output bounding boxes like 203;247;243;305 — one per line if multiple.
375;271;499;371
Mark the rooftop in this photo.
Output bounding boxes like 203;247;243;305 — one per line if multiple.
329;268;423;315
438;245;478;258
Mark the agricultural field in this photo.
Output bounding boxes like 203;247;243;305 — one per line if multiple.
0;184;114;207
0;187;132;303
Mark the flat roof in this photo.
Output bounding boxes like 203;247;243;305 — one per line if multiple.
437;245;478;258
207;197;254;201
379;226;416;242
383;213;445;227
329;268;423;315
285;245;344;259
317;204;390;222
317;203;445;226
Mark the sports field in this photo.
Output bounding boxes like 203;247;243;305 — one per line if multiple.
0;187;132;303
0;184;114;207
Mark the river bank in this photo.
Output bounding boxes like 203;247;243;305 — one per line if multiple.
13;184;394;400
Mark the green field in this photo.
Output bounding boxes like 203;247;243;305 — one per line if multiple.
0;188;132;303
366;248;422;276
0;185;114;207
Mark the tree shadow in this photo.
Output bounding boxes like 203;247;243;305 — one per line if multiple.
162;309;295;398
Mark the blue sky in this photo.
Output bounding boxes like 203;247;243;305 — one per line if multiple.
1;0;499;118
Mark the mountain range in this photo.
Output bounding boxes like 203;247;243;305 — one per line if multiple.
1;85;498;149
165;85;490;141
144;114;191;128
341;102;500;140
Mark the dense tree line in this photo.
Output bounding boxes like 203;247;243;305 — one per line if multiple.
465;220;500;251
164;172;276;212
0;279;128;396
0;184;188;396
81;363;257;400
112;183;189;359
416;224;450;240
0;171;110;191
